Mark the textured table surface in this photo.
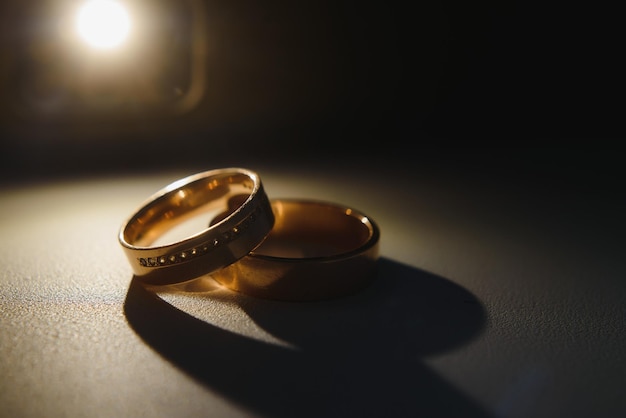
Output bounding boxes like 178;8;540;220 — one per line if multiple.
1;153;625;418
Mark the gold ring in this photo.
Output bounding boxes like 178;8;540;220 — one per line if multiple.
119;168;275;285
211;199;380;301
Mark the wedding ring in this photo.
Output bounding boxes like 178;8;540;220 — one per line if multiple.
211;199;380;301
119;168;274;285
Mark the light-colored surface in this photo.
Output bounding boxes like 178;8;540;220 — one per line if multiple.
1;162;624;418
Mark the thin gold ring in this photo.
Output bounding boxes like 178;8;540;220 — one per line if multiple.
211;199;380;301
119;168;274;285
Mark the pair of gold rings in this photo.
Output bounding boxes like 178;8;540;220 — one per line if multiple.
119;168;380;301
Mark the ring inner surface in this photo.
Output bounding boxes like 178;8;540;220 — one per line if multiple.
124;173;254;247
252;200;373;259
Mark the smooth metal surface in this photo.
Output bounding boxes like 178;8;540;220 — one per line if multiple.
119;168;274;285
212;199;380;301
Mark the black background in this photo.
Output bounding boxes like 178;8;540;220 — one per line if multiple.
0;1;623;186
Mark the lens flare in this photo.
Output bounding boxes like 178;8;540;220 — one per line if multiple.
76;0;131;50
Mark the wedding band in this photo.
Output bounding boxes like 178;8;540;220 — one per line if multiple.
211;199;380;301
119;168;274;285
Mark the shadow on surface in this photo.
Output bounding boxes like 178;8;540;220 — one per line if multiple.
124;257;490;417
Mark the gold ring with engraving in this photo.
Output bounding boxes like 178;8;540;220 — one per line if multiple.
119;168;274;285
211;199;380;301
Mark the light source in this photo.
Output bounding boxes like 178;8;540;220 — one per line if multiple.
0;0;206;127
76;0;131;50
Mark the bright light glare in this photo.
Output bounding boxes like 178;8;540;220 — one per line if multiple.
76;0;131;50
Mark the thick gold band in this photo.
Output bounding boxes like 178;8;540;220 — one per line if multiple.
119;168;274;285
211;199;380;301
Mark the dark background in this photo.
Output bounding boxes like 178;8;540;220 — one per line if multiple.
0;0;623;186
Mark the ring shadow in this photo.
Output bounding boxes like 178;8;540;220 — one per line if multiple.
124;257;491;417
